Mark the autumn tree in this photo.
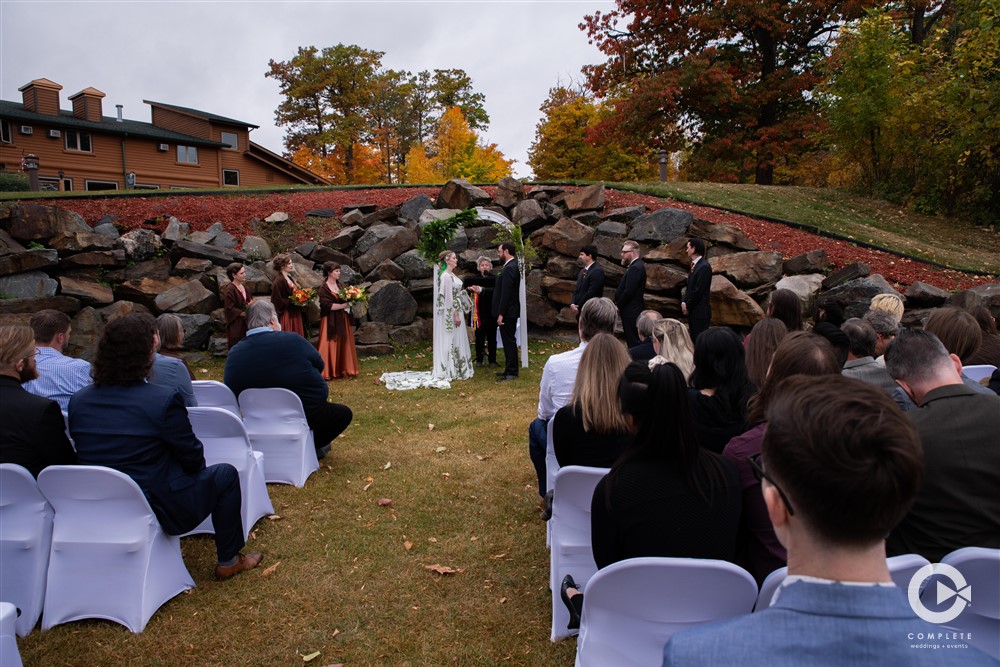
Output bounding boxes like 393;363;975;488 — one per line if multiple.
581;0;869;185
528;86;656;181
403;107;513;183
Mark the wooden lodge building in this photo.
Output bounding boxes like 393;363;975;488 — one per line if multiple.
0;78;328;191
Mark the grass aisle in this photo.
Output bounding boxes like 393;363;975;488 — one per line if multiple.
21;339;579;666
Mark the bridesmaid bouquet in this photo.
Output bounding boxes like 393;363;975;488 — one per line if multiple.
290;287;316;307
339;285;369;318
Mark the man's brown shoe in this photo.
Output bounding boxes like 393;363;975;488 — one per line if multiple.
215;551;264;580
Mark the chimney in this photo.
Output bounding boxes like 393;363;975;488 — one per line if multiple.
68;87;106;122
116;104;123;122
19;78;63;115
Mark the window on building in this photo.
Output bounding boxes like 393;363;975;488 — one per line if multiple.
65;130;92;152
134;183;160;190
0;120;11;144
177;145;198;164
222;169;240;186
220;131;238;149
85;180;118;191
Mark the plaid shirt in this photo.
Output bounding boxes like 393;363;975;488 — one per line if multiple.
23;346;92;412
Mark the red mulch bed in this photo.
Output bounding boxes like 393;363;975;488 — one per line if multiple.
31;186;995;292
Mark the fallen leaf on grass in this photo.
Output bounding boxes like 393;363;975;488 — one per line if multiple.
499;597;508;604
475;454;491;461
404;540;413;551
424;564;463;575
383;461;392;470
377;498;392;506
435;446;447;453
362;482;373;492
331;629;340;638
261;561;281;576
301;651;320;662
428;537;438;543
428;423;435;431
198;368;208;374
267;514;282;521
489;553;507;560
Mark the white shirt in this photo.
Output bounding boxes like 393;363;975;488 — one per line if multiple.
537;342;587;421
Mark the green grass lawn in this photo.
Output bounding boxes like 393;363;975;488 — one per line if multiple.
18;338;581;666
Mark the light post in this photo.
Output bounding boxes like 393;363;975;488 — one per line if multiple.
658;149;669;183
23;154;40;191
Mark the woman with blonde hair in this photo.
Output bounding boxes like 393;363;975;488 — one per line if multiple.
552;333;632;468
869;292;905;325
648;318;695;380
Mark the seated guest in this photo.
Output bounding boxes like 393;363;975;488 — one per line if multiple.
156;313;195;380
862;308;899;365
723;332;841;584
69;313;262;580
885;328;1000;561
647;318;695;379
552;333;632;469
22;309;92;411
628;310;662;362
225;301;353;457
743;318;787;389
764;289;803;332
527;297;617;498
687;326;755;453
663;375;994;666
811;296;848;366
840;318;896;394
869;291;905;325
967;305;1000;367
149;315;196;407
0;325;76;477
561;361;741;629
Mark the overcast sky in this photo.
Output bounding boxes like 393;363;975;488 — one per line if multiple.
0;0;614;178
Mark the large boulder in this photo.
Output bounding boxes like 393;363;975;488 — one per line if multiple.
390;318;433;347
356;225;418;275
369;259;405;282
3;203;91;242
601;206;646;223
821;262;870;291
823;274;902;319
465;225;499;249
154;279;220;315
58;250;126;270
0;249;58;277
709;275;766;328
310;245;352;267
774;274;826;316
241;235;272;261
323;225;363;252
0;271;58;299
162;217;190;243
66;307;104;361
512;199;547;233
494;177;525;209
395;249;434;279
783;249;830;275
172;240;246;267
708;251;784;288
546;254;583;281
526;269;559;327
175;313;214;349
48;231;117;254
647;264;689;292
114;276;189;310
399;195;434;226
905;281;951;307
59;276;114;306
945;284;1000;312
690;219;757;251
366;280;418;325
355;321;391;345
206;222;238;249
104;257;172;282
542;276;576;306
562;184;605;213
0;296;81;316
436;179;491;210
541;218;594;257
628;208;693;245
116;229;164;262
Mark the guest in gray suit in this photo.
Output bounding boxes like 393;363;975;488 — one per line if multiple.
663;375;994;666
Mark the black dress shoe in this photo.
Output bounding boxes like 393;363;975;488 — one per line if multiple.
495;374;516;382
560;575;582;630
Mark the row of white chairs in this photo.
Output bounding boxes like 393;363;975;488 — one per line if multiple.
963;364;996;383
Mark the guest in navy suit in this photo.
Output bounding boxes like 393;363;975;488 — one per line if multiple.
615;241;646;348
663;376;995;666
492;242;521;382
571;245;605;314
682;237;712;343
70;313;263;580
0;325;76;477
225;300;353;454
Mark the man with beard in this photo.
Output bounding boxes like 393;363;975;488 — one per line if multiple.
0;324;76;477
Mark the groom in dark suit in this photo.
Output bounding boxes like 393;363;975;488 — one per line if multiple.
682;237;712;343
493;241;520;382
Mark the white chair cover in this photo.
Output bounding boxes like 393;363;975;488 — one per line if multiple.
37;466;195;633
191;380;242;417
963;364;997;383
574;557;758;667
930;547;1000;658
549;465;608;641
184;407;274;539
755;553;932;612
0;464;53;637
0;602;23;667
238;388;318;487
61;410;75;451
545;418;557;549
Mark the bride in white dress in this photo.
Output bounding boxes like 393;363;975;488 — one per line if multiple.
381;250;474;390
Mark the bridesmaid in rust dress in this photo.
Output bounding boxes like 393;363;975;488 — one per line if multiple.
271;254;306;337
223;262;253;348
317;261;359;380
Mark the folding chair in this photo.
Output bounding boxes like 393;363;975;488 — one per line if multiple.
545;418;558;548
184;407;274;540
238;388;319;487
0;464;53;636
549;465;608;641
963;364;997;383
575;557;757;667
0;602;23;667
927;547;1000;659
37;466;195;633
191;380;242;417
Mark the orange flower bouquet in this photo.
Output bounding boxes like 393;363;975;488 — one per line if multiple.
289;287;316;307
339;285;369;318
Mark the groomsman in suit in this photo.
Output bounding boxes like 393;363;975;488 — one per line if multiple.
614;240;646;348
493;242;520;382
571;245;604;315
682;237;712;343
